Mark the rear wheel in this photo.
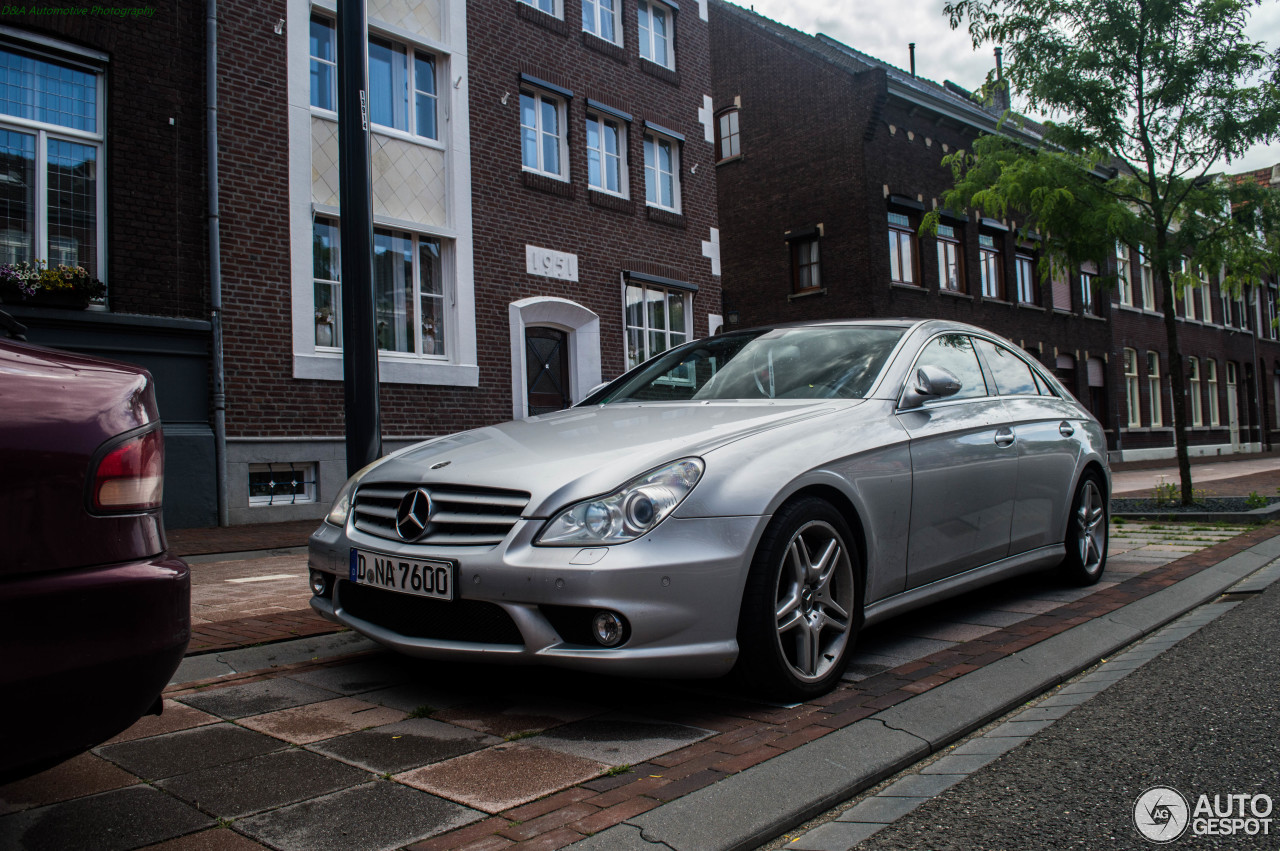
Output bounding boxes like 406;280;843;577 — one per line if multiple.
735;497;860;700
1059;473;1108;585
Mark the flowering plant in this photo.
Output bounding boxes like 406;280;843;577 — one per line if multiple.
0;261;106;300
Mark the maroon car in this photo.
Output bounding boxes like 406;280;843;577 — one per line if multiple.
0;329;190;781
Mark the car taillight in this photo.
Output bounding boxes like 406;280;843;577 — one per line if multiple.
93;427;164;512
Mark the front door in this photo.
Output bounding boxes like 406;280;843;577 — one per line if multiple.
1227;362;1240;452
526;327;571;416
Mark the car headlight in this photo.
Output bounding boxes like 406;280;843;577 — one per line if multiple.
536;458;705;546
324;458;386;527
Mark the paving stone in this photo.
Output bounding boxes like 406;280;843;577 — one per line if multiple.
920;752;1004;774
948;609;1033;628
948;735;1027;757
0;752;138;816
433;698;601;738
158;748;370;817
309;718;501;774
788;819;884;849
855;634;956;663
105;700;221;746
238;697;408;745
286;657;417;695
1008;703;1077;722
1035;691;1097;708
235;780;481;851
356;682;468;713
0;784;211;851
179;678;338;719
879;773;967;798
138;826;271;849
836;794;929;823
97;724;284;780
396;744;608;814
532;715;713;766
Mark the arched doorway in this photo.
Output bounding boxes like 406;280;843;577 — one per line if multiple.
525;326;571;415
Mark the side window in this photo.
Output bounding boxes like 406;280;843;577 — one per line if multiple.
913;334;988;400
975;339;1039;395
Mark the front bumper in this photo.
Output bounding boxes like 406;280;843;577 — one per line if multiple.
308;514;765;678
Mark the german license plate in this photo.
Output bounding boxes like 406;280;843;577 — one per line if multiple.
349;549;454;601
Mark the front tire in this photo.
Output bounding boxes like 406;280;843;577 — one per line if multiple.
1059;472;1108;586
735;497;861;700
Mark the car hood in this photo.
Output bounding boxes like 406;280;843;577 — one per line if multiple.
364;400;850;516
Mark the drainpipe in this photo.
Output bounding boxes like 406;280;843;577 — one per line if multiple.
207;0;229;526
909;43;916;78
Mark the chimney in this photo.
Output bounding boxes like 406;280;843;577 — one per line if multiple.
992;46;1011;112
909;43;916;77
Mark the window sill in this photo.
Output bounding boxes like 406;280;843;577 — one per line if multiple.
523;170;575;198
890;281;924;292
582;30;627;61
516;2;570;35
294;352;479;387
938;288;972;300
639;58;680;86
979;296;1012;306
1082;312;1107;322
788;287;827;301
1016;302;1046;311
716;154;744;166
645;206;685;228
588;188;635;214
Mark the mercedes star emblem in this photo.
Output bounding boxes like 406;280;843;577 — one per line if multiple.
395;487;433;541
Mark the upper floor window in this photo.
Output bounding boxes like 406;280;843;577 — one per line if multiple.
716;108;740;161
1268;285;1278;340
586;113;625;196
791;236;820;293
0;46;103;280
520;0;559;16
624;280;689;370
582;0;620;43
1179;259;1197;321
1221;285;1233;328
1188;356;1202;426
1080;272;1098;314
644;131;680;211
888;212;917;285
1147;350;1162;426
1139;247;1156;310
979;233;1002;298
1116;242;1133;306
310;18;439;141
936;224;963;292
1206;358;1220;425
1015;253;1036;304
1123;348;1141;427
1198;267;1213;321
637;0;674;69
521;89;567;180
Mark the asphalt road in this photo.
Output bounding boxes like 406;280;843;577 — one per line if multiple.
851;582;1280;850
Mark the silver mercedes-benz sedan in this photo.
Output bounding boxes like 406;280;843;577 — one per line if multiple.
308;319;1109;699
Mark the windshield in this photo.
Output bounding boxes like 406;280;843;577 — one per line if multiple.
589;326;906;404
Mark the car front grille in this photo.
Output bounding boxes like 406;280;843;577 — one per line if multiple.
351;482;530;546
337;581;524;646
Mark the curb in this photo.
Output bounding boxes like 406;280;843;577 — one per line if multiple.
566;535;1280;851
1112;503;1280;524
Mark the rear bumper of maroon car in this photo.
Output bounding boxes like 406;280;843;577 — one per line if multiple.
0;555;190;781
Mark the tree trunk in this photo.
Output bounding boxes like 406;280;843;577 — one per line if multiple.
1158;260;1195;504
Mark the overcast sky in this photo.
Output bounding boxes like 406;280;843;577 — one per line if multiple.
743;0;1280;175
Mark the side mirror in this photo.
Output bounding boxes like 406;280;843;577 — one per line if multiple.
900;365;962;409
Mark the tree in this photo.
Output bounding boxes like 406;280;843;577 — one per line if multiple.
935;0;1280;503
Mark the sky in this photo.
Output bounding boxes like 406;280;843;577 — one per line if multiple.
744;0;1280;175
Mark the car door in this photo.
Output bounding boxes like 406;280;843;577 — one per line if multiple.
973;338;1083;556
897;333;1019;589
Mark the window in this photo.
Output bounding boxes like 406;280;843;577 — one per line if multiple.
1015;253;1036;304
1180;259;1196;320
976;338;1041;395
1147;350;1162;426
1206;359;1220;426
915;334;987;399
1268;285;1278;340
1080;272;1098;315
1124;348;1141;426
1116;242;1133;306
1221;285;1232;328
1199;267;1213;321
521;89;567;179
249;462;318;506
936;224;963;292
309;18;439;141
637;0;675;69
888;212;917;285
1188;357;1202;426
519;0;558;16
624;281;689;370
586;113;625;196
979;233;1002;298
791;237;820;293
644;132;680;211
716;109;740;161
313;217;448;357
1139;247;1156;310
582;0;620;43
0;46;103;280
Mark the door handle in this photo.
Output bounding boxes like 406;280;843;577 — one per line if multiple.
1059;421;1075;437
994;428;1015;448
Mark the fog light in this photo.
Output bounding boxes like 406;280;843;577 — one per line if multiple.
592;610;626;647
309;570;330;597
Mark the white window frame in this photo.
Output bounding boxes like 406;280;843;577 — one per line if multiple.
716;108;740;161
521;88;568;181
308;15;441;143
1080;272;1097;315
980;234;1001;298
1188;356;1202;426
586;111;626;197
519;0;561;18
581;0;622;45
1180;258;1197;320
1139;246;1156;310
1116;242;1133;306
1199;267;1214;322
1015;253;1036;304
637;0;675;70
1268;285;1278;340
644;130;681;213
1124;348;1141;427
0;42;106;285
1147;350;1163;427
623;278;691;371
1206;359;1220;426
936;224;962;292
888;212;917;285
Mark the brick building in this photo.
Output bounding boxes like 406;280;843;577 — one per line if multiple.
0;2;215;527
708;0;1279;462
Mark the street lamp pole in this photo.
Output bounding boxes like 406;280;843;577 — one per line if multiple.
336;0;382;476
